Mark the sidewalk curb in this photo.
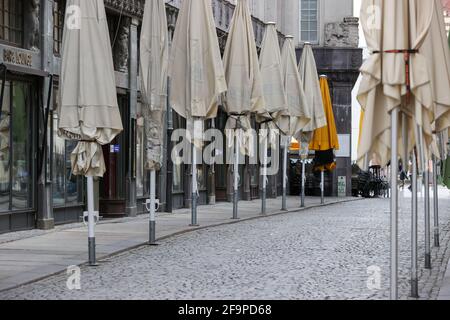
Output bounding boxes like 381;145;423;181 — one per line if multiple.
0;198;363;293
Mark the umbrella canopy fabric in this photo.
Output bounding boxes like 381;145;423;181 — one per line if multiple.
168;0;227;123
258;22;288;135
223;0;265;154
298;44;327;145
309;77;340;152
357;0;436;168
139;0;169;171
58;0;123;177
421;0;450;142
280;35;311;140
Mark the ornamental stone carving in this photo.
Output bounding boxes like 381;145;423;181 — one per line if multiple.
24;0;40;51
113;17;130;73
324;17;359;48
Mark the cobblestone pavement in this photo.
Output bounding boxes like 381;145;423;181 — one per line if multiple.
1;190;450;300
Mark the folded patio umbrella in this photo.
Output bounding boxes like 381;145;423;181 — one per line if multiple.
298;43;327;145
280;35;311;210
357;0;436;168
258;22;288;136
222;0;265;219
309;76;340;172
421;0;450;146
258;22;288;214
280;35;311;140
59;0;123;177
140;0;169;172
58;0;123;265
223;0;265;154
358;0;441;300
168;0;227;225
139;0;169;244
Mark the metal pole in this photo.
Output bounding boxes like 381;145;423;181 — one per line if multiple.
282;137;289;211
87;176;96;266
233;132;240;219
432;155;440;248
321;170;325;205
262;134;268;215
411;151;419;298
390;107;399;300
424;165;432;268
166;77;173;213
149;170;157;245
191;142;199;226
301;159;306;208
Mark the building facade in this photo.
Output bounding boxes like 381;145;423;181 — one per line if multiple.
0;0;361;234
443;0;450;34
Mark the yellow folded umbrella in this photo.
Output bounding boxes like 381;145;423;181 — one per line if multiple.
309;77;340;151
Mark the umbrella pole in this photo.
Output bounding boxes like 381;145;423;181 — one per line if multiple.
233;132;239;219
301;156;306;208
87;176;97;266
262;135;268;215
148;170;158;245
432;155;440;248
390;107;399;300
191;143;199;226
320;170;325;205
282;137;289;211
424;160;432;269
411;150;419;298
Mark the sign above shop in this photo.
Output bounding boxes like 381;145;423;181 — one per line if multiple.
3;49;33;67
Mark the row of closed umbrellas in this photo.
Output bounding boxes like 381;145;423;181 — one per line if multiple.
57;0;339;267
357;0;450;299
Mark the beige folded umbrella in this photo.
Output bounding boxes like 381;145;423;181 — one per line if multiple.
259;22;288;135
258;22;288;214
58;0;123;265
280;35;311;140
298;43;327;145
421;0;450;143
358;0;439;300
140;0;169;172
139;0;169;244
59;0;123;178
168;0;227;225
297;42;326;208
222;0;265;219
280;35;311;210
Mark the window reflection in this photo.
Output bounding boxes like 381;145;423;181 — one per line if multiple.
136;104;145;197
0;81;33;212
52;102;83;207
11;83;32;209
0;81;10;211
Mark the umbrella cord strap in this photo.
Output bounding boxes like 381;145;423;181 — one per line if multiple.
372;49;418;104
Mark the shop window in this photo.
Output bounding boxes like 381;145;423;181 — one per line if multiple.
300;0;319;43
0;80;33;212
0;0;24;46
53;0;66;55
52;91;83;207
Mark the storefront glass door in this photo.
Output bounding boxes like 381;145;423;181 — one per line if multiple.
0;80;34;212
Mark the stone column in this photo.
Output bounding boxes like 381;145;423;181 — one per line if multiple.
125;18;138;217
37;0;54;230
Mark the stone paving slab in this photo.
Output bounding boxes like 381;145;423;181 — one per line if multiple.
0;196;357;292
